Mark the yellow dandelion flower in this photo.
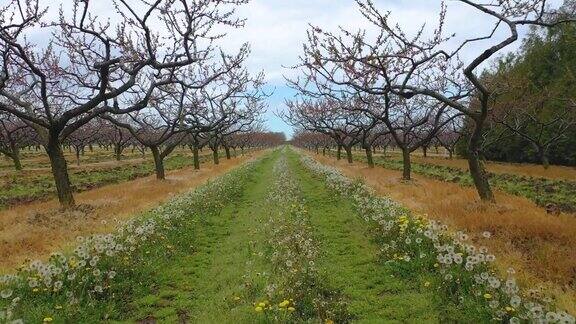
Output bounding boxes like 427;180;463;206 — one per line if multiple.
43;317;53;322
32;288;39;292
257;302;267;308
55;305;63;310
233;296;241;301
326;320;334;324
279;300;290;308
287;307;296;312
483;293;492;299
254;306;263;312
424;281;431;287
505;306;515;312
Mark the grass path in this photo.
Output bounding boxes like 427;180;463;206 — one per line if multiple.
286;151;440;323
119;152;279;323
122;149;444;323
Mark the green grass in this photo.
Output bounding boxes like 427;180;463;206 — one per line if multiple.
131;153;281;323
286;150;441;323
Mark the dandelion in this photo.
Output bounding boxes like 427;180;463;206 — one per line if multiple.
43;317;53;322
254;306;263;312
55;305;63;310
279;300;290;308
483;293;492;299
0;289;13;299
424;281;431;287
287;307;296;312
53;281;63;291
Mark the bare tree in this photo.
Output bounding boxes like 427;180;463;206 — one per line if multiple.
490;74;576;168
435;117;465;159
0;0;249;208
0;112;33;170
99;120;134;161
290;0;574;202
283;99;365;163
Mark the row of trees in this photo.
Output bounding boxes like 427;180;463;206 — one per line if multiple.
283;0;574;203
0;0;271;209
0;113;284;172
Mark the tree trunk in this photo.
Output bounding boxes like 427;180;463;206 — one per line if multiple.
212;147;220;165
345;146;353;163
337;144;342;160
75;147;81;166
322;147;326;156
150;146;165;180
448;149;453;159
538;146;550;169
401;148;411;180
192;144;200;170
224;144;231;160
365;146;374;168
46;138;75;209
467;122;495;202
114;144;122;161
9;142;22;171
422;146;428;157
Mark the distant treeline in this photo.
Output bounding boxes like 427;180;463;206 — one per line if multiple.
458;22;576;166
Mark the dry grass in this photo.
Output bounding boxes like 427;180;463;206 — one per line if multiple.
0;152;261;271
308;152;576;312
382;150;576;181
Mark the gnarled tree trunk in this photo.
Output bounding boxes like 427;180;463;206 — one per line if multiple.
211;146;220;165
467;120;495;202
401;147;411;180
364;145;374;168
150;146;165;180
224;144;231;160
192;144;201;170
344;145;353;163
46;137;75;209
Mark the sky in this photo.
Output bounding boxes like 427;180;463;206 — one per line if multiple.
25;0;561;139
220;0;559;138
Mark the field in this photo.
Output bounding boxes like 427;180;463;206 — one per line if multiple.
1;147;574;323
329;149;576;213
0;147;228;210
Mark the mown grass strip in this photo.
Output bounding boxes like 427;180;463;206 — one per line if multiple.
286;149;441;323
